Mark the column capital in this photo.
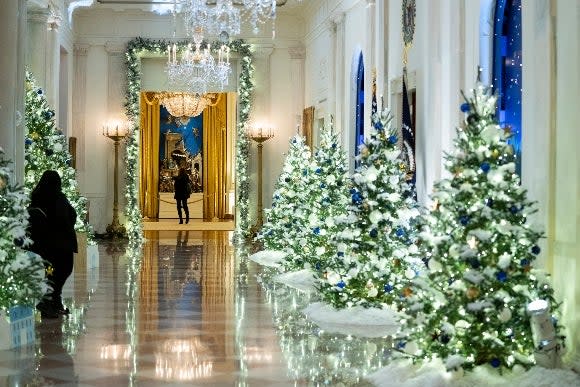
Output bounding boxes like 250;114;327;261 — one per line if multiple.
105;41;126;55
47;12;62;31
74;43;90;56
331;12;345;26
252;44;274;59
27;7;50;23
288;46;305;60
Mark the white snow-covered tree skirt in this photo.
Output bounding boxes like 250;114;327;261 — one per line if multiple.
274;269;317;293
367;358;580;387
248;250;287;268
303;302;400;338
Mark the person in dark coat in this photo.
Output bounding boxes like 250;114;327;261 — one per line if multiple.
173;167;192;224
28;170;78;318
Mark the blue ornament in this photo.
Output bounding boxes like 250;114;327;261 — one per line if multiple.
315;262;321;270
395;227;405;237
25;138;33;145
315;168;322;174
285;177;291;182
460;102;470;113
302;169;308;176
388;135;398;144
531;245;541;255
352;192;363;205
313;227;320;235
496;271;508;282
486;198;494;207
440;334;450;344
396;341;406;349
459;215;470;226
337;251;344;257
374;121;383;131
520;259;529;267
320;183;326;189
271;203;276;208
384;284;394;293
510;205;519;214
480;162;491;173
337;280;346;289
274;194;280;200
369;229;378;238
292;138;297;144
14;238;24;247
37;88;43;95
350;188;357;195
490;358;501;368
332;143;337;149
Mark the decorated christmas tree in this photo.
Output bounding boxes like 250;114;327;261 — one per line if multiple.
317;108;421;309
282;123;351;271
401;85;564;371
257;135;314;253
0;148;48;309
24;71;92;235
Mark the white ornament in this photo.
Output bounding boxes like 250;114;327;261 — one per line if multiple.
428;259;442;271
498;307;512;322
497;252;512;269
367;287;378;297
326;175;336;185
315;246;326;256
365;166;378;182
369;210;382;224
405;268;416;279
327;272;341;285
54;143;63;152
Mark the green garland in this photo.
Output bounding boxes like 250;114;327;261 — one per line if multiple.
123;37;254;243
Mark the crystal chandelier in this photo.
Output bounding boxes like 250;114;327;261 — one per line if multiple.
241;0;277;35
159;92;221;122
165;32;231;93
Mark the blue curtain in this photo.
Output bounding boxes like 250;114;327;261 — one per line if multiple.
493;0;522;175
355;52;365;162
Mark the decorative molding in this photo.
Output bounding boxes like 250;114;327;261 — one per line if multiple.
252;44;275;59
27;8;50;23
74;43;90;56
331;12;345;26
105;41;125;54
288;46;305;60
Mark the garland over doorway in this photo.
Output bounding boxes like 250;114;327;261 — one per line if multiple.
123;37;255;243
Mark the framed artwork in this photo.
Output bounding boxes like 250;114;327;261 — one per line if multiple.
302;106;315;149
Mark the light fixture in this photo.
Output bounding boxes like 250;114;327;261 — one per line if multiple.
159;92;221;123
241;0;277;36
167;1;232;93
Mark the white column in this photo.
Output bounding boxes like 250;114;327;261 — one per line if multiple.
26;6;49;89
0;0;27;183
364;0;376;136
72;44;89;174
552;0;580;368
332;13;345;150
288;46;305;134
45;9;61;117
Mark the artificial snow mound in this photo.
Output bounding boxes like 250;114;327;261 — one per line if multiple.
274;269;316;293
249;250;287;268
303;302;400;338
367;358;580;387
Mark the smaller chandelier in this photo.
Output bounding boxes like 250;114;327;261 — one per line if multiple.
159;92;221;123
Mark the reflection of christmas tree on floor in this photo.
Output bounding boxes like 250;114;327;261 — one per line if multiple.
317;108;420;309
401;85;565;372
24;71;92;235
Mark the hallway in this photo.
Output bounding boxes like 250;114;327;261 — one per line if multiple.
0;231;385;386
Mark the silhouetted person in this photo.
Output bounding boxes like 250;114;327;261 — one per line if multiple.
173;167;192;224
28;170;78;318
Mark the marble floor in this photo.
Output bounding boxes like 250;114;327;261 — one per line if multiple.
0;231;389;386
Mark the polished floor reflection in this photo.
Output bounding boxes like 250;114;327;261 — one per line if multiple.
0;231;388;386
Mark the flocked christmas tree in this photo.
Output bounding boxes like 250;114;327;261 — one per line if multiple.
317;108;421;309
400;85;564;371
24;71;92;235
258;135;313;252
282;122;351;271
0;148;48;309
